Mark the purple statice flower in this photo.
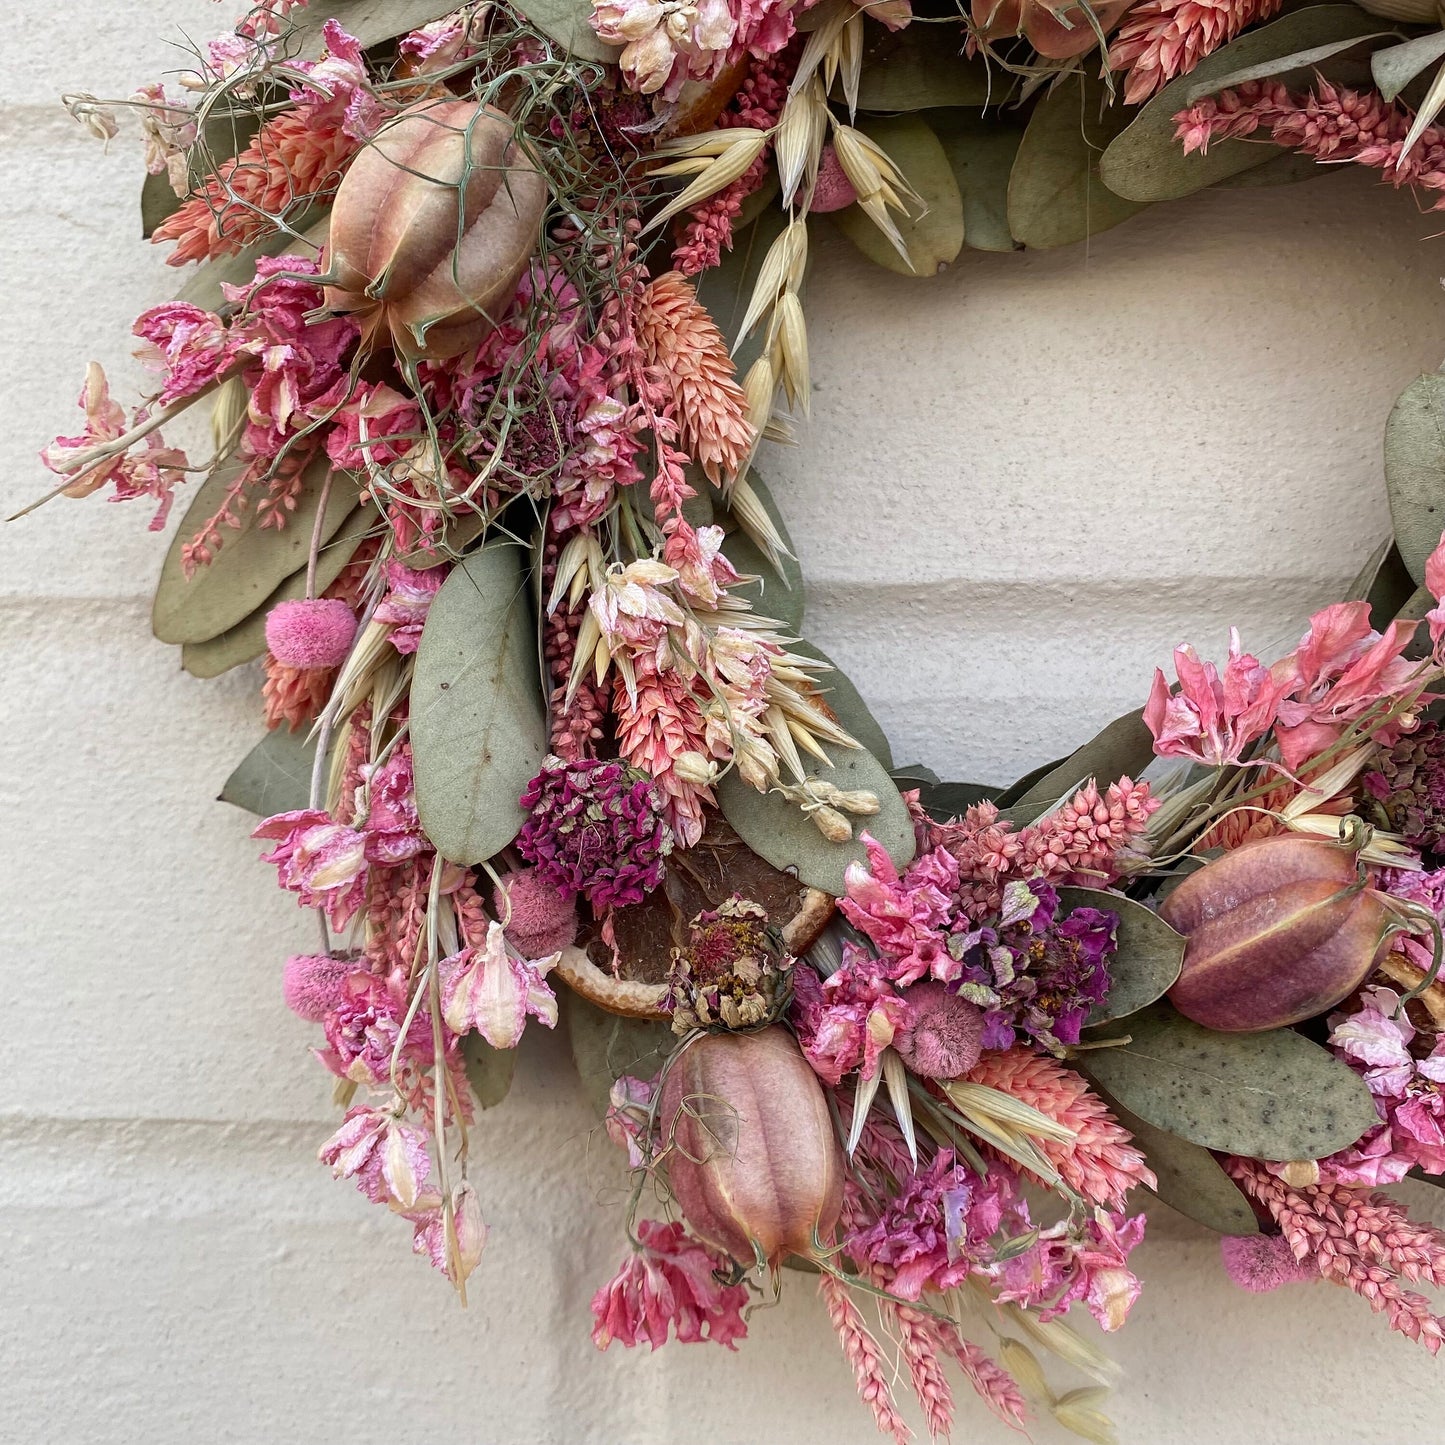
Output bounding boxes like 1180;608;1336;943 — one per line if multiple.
517;755;674;911
948;880;1117;1053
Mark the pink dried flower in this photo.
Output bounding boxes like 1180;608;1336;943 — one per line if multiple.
790;949;909;1085
1221;1233;1317;1292
839;835;960;986
811;144;859;212
358;747;430;866
318;1105;432;1209
493;868;579;958
373;560;445;654
281;952;355;1022
1108;0;1284;105
262;656;335;731
891;1301;955;1442
132;301;241;404
894;981;985;1079
264;597;357;669
440;922;560;1050
591;1219;750;1350
605;1074;658;1168
966;1049;1156;1209
1145;628;1287;768
931;1324;1030;1430
518;755;674;909
253;808;369;927
818;1273;911;1445
319;969;432;1085
405;1179;488;1287
1020;776;1160;884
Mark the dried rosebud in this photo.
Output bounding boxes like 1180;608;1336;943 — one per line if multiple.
326;99;547;359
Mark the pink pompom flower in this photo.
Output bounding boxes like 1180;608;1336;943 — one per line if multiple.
265;597;358;669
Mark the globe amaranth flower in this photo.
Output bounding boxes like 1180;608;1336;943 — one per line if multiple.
1365;722;1445;851
665;896;788;1033
948;880;1117;1053
517;755;674;911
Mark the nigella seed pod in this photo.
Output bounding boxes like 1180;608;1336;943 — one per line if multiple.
1161;833;1402;1032
325;100;548;360
660;1028;844;1269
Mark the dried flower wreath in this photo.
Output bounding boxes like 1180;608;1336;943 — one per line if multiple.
31;0;1445;1438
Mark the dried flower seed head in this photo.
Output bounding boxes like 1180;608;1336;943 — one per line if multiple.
665;896;791;1032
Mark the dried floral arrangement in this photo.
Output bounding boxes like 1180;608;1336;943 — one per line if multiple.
31;0;1445;1438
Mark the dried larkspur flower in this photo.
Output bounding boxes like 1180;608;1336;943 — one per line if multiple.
517;755;674;911
665;896;789;1033
1365;723;1445;851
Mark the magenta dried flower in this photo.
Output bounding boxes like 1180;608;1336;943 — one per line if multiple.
894;981;985;1080
518;755;673;911
1365;722;1445;851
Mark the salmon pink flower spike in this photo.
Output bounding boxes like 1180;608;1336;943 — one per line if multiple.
1144;629;1285;767
440;922;560;1050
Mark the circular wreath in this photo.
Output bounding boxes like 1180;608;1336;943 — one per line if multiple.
34;0;1445;1437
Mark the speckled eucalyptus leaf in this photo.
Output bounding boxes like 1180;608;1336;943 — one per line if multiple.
181;503;375;678
793;640;894;768
219;727;318;817
463;1035;517;1110
1108;1100;1260;1235
152;457;360;645
931;109;1025;253
846;26;1000;110
1372;30;1445;100
507;0;621;62
718;746;916;896
565;991;674;1118
1185;30;1390;101
1079;1002;1378;1160
1100;6;1382;201
1004;708;1154;826
410;542;547;865
1385;370;1445;586
1059;887;1184;1026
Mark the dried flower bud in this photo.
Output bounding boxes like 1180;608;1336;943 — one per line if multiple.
810;804;854;842
673;750;719;786
665;897;789;1033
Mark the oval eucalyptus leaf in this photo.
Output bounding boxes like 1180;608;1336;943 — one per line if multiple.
1007;72;1143;251
994;754;1068;808
1108;1101;1260;1235
462;1034;517;1110
1373;29;1445;101
219;727;318;817
891;763;941;786
182;504;376;679
1058;887;1185;1025
1100;6;1383;202
153;457;361;645
846;25;999;110
1005;708;1154;826
1209;149;1334;187
1185;30;1389;101
410;542;547;865
1343;536;1418;632
176;210;328;313
293;0;491;52
717;746;916;896
1079;1002;1379;1160
142;171;181;239
833;115;965;277
565;991;674;1118
717;470;804;631
694;208;790;378
509;0;622;62
1385;370;1445;586
793;640;894;767
396;509;488;568
932;109;1025;253
917;780;999;820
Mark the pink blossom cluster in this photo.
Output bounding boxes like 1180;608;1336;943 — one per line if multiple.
1108;0;1284;105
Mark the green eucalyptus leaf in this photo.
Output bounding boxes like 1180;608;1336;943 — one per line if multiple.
846;25;1000;110
1185;30;1389;101
717;746;916;896
1109;1101;1260;1235
1385;370;1445;587
181;503;376;678
719;470;805;632
565;992;674;1118
891;762;940;785
994;754;1068;808
833;115;965;277
508;0;622;61
462;1035;517;1110
1373;29;1445;101
1058;887;1185;1026
1079;1002;1379;1160
153;457;361;645
932;109;1024;253
1209;149;1333;187
917;780;999;819
293;0;491;52
142;171;181;239
410;542;547;865
794;640;894;768
694;206;791;378
1347;538;1419;632
396;509;489;568
1100;6;1382;201
219;727;318;816
1005;708;1154;826
1007;72;1143;251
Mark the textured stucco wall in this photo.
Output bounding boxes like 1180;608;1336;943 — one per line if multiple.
6;5;1445;1442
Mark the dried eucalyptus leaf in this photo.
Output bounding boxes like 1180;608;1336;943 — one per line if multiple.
794;639;894;768
932;108;1025;253
181;503;376;678
1007;72;1143;251
1373;29;1445;101
718;745;916;896
1108;1100;1260;1235
175;210;328;313
720;470;804;632
917;780;999;820
153;457;361;645
1210;149;1333;187
463;1035;517;1110
410;542;547;865
891;763;940;786
1005;708;1154;826
994;754;1068;808
846;26;999;110
695;206;790;377
219;727;318;817
1079;1002;1379;1160
141;171;181;240
565;991;674;1118
1100;6;1382;201
508;0;622;62
293;0;486;52
1343;537;1418;632
833;115;965;277
1059;887;1184;1026
1385;370;1445;587
1185;30;1389;101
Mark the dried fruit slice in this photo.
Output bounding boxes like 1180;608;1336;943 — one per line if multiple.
553;816;836;1019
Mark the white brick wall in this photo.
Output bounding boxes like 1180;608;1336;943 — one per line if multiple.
5;4;1445;1441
